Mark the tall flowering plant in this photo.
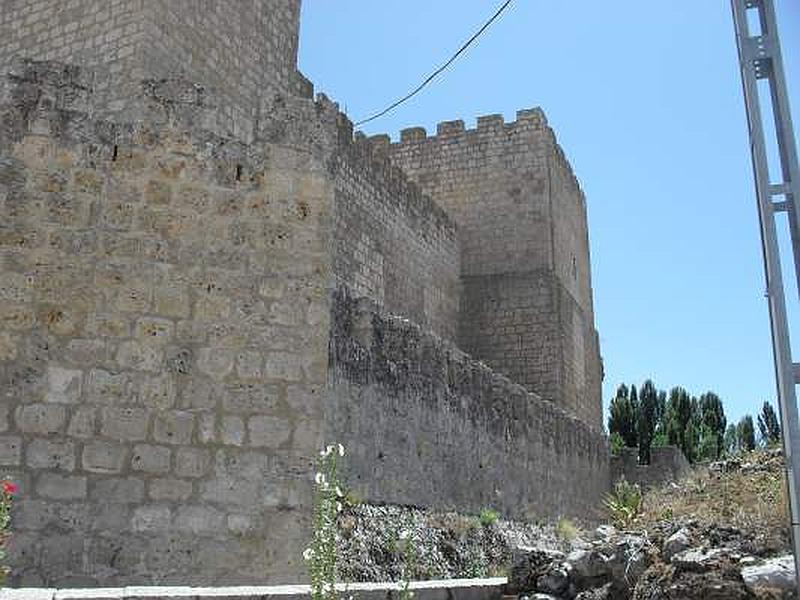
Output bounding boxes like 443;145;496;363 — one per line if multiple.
304;444;345;600
0;479;17;586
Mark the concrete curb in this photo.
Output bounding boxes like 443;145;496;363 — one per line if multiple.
0;578;508;600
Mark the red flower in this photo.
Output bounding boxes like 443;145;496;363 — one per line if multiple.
2;481;17;495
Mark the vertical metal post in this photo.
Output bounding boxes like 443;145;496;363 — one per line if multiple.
731;0;800;589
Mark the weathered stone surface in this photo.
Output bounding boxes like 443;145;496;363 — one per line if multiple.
148;478;193;502
131;506;172;532
100;407;149;441
662;528;692;561
248;415;291;448
174;447;210;478
26;439;76;471
36;474;87;500
131;444;171;474
16;404;68;434
0;435;23;466
740;554;795;592
153;411;194;445
329;290;610;522
82;441;127;474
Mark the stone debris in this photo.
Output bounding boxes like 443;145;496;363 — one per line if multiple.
740;554;795;593
660;528;690;561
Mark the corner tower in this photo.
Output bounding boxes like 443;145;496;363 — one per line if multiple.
389;109;603;428
0;0;304;140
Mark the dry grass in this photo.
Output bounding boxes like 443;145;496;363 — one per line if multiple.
634;450;789;549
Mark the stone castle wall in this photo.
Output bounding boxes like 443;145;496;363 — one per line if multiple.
327;288;610;521
389;113;602;427
0;0;609;586
0;61;331;586
0;0;303;141
610;447;691;490
333;135;460;341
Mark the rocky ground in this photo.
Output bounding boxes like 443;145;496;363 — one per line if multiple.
337;448;796;599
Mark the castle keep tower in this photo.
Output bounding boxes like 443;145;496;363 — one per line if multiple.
0;0;608;586
389;112;603;426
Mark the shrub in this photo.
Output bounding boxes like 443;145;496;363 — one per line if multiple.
609;432;625;456
478;508;499;527
555;517;580;542
603;477;642;528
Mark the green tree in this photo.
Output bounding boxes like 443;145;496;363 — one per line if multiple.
608;384;638;448
665;387;694;461
737;415;756;452
757;401;781;446
638;380;658;464
655;390;667;436
698;392;726;460
724;423;739;455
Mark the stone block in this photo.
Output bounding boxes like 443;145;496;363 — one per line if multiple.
131;505;171;532
221;415;245;446
100;407;150;441
235;350;263;380
197;413;217;444
36;473;87;500
91;477;144;503
26;438;75;471
45;366;82;403
82;440;127;473
196;347;234;380
144;179;172;205
174;505;224;534
175;447;210;478
16;403;67;434
67;406;96;438
0;403;8;432
90;502;131;532
131;444;171;474
135;317;174;344
248;415;291;448
227;514;256;535
264;352;303;381
86;369;132;405
153;411;194;445
0;435;22;466
0;303;36;331
193;294;231;321
137;372;176;408
39;533;85;581
222;383;280;414
180;377;219;410
148;477;193;502
154;283;190;318
116;340;162;371
0;331;19;360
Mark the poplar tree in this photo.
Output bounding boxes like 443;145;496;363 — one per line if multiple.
757;401;781;446
637;380;658;464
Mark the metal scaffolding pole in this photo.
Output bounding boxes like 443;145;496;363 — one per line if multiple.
731;0;800;589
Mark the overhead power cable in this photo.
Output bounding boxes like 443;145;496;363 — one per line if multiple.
354;0;515;127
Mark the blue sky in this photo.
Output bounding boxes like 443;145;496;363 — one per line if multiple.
298;1;800;426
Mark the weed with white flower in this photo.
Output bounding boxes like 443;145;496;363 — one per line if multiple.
397;529;417;600
305;444;346;600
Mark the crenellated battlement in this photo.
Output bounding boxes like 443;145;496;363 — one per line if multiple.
391;107;548;146
382;107;585;203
